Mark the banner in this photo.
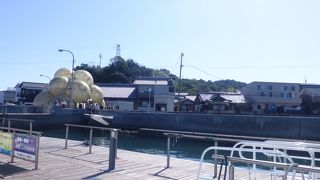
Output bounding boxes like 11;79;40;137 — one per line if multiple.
0;131;13;155
14;133;38;161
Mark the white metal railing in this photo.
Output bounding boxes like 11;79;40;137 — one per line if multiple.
231;141;320;179
197;141;320;180
208;155;320;180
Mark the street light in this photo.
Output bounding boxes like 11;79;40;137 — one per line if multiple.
40;74;51;81
58;49;75;105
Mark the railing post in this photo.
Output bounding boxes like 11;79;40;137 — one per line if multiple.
228;162;234;180
8;120;11;133
166;135;171;168
214;141;218;178
253;145;256;178
30;121;33;134
109;129;117;171
65;126;69;149
34;135;40;170
10;132;15;163
89;128;93;154
115;130;118;158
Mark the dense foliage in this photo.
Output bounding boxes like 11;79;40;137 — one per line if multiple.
75;56;247;95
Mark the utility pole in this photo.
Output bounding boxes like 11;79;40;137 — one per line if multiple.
177;52;184;112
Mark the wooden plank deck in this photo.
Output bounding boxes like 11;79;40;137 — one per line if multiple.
0;136;276;179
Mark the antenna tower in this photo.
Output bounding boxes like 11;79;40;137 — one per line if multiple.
116;44;121;57
99;53;103;67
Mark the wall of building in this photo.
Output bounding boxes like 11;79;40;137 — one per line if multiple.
105;101;134;111
0;91;16;104
241;82;301;113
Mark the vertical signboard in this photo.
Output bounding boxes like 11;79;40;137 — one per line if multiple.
0;131;13;155
14;133;38;161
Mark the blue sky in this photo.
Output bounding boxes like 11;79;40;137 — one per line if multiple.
1;0;320;90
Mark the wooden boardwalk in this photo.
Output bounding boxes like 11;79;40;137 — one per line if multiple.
0;136;275;180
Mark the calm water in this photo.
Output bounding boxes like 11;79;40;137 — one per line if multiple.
43;128;229;162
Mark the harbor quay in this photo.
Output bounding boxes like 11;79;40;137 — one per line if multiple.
0;136;281;180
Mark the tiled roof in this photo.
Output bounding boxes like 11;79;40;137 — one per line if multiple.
185;95;196;101
301;88;320;96
15;82;48;90
220;94;245;103
133;80;168;85
198;92;245;103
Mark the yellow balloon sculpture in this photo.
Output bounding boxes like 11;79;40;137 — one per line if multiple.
54;68;72;79
66;79;91;103
48;77;68;96
90;85;104;104
34;68;104;107
33;91;52;106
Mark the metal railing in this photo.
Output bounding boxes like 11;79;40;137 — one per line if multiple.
4;118;34;134
140;128;320;178
64;124;118;171
0;105;51;114
210;155;320;180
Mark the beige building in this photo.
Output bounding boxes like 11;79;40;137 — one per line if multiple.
134;77;175;112
241;81;301;113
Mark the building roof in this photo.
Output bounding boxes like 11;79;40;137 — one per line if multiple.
15;82;48;90
185;95;196;101
100;86;136;99
250;81;300;85
134;79;168;85
300;88;320;97
95;83;135;88
197;92;245;103
133;77;170;85
220;94;245;103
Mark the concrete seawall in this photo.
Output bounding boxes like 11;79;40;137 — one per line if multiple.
101;111;320;141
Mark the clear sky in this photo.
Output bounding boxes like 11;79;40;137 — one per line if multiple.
1;0;320;90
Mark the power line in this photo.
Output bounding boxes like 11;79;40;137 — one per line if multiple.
211;64;320;69
183;61;224;80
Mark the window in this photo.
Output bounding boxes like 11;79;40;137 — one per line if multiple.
260;92;265;97
257;105;261;109
287;93;292;98
257;85;261;90
269;92;273;97
284;86;288;91
291;86;295;91
268;85;272;90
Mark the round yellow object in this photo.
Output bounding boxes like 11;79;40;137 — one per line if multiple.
33;91;52;106
100;99;106;109
74;70;94;86
66;79;91;103
48;77;68;96
54;68;72;79
90;85;104;104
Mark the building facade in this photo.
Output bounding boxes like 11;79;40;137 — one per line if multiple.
194;92;246;113
241;81;301;113
15;82;48;104
134;77;175;112
97;77;175;112
0;90;16;105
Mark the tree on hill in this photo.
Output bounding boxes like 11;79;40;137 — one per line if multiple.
75;57;246;94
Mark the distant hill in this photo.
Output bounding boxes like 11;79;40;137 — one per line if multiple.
75;56;247;95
